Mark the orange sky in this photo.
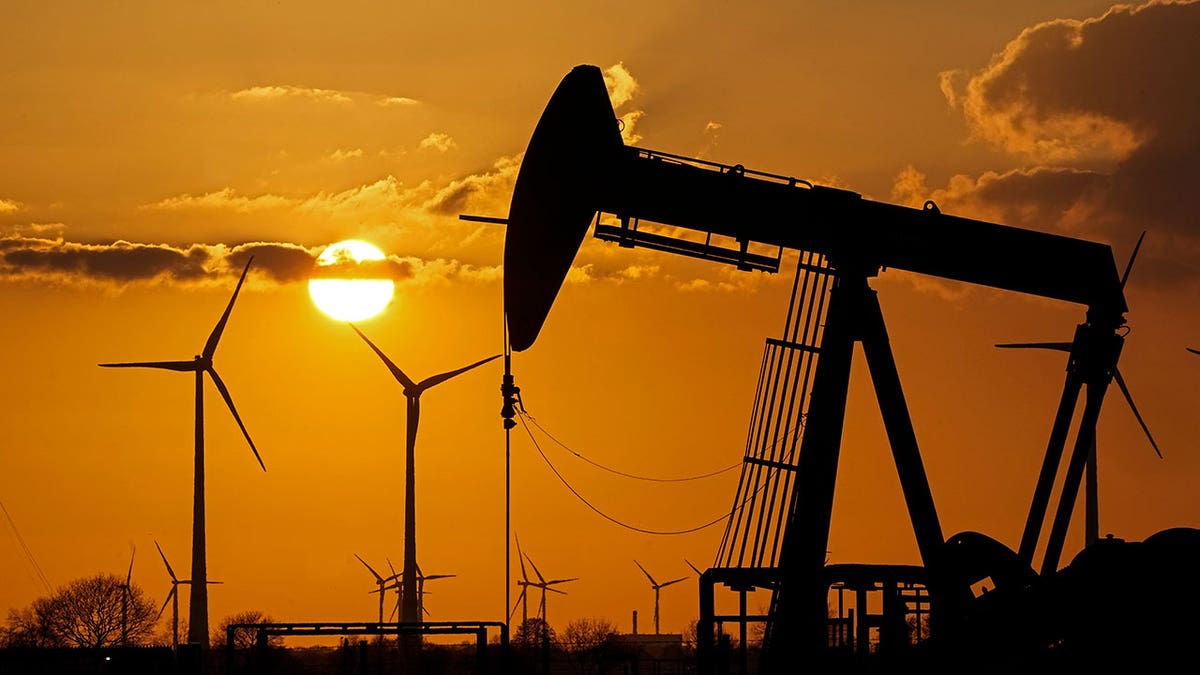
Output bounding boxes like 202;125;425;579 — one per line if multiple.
2;0;1199;643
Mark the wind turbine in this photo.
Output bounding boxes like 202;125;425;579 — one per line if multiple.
996;232;1161;546
355;554;398;623
155;540;221;650
414;562;455;618
349;323;499;623
101;257;265;647
1188;348;1199;355
117;544;135;647
634;560;686;635
523;546;577;626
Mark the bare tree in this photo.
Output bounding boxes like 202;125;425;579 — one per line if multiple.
1;573;158;647
562;617;619;673
212;610;283;650
562;616;617;653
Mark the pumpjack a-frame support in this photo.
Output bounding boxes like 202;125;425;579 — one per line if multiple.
756;264;955;671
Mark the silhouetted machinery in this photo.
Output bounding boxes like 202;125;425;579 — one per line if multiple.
501;65;1200;672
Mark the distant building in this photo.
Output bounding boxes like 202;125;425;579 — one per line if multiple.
612;632;685;661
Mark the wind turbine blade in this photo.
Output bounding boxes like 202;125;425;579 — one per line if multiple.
203;257;253;360
415;354;502;392
545;578;578;585
348;324;417;390
207;367;266;471
157;587;176;620
634;560;657;586
386;558;398;578
994;342;1073;352
423;574;455;581
126;545;136;586
99;360;197;371
545;586;568;596
515;534;529;582
1113;368;1163;459
685;559;703;576
154;540;178;582
355;554;383;583
662;577;687;587
1120;231;1146;289
509;588;526;622
1188;348;1200;355
525;554;546;585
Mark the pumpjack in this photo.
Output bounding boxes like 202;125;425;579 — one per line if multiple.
499;64;1200;672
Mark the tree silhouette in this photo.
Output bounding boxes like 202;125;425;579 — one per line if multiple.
562;617;619;674
1;573;158;647
512;617;556;649
212;610;282;650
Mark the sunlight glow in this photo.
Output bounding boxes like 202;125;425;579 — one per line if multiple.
308;240;395;322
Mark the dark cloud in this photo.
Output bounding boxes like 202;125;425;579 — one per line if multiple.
0;237;495;289
0;238;211;283
936;0;1200;286
308;256;416;282
228;242;320;284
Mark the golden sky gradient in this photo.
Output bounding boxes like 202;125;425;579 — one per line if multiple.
2;0;1199;641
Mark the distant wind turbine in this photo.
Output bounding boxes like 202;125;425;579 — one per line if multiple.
116;544;135;647
349;323;499;623
1189;348;1199;355
635;560;686;635
522;545;577;626
355;554;398;624
101;257;265;648
155;540;221;650
414;562;455;618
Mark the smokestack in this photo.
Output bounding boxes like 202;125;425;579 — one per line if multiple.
633;610;638;635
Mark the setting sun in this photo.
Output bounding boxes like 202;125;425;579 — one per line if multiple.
308;240;395;321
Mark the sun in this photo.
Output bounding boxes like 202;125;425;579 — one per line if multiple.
308;240;396;322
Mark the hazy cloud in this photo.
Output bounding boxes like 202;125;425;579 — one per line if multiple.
418;132;456;153
329;148;363;161
697;121;723;159
922;0;1200;287
139;156;519;257
230;85;354;104
377;96;419;107
144;188;294;213
604;62;645;145
0;199;20;213
422;155;520;217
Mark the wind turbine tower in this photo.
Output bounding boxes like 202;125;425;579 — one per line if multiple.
101;258;265;647
349;324;498;623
